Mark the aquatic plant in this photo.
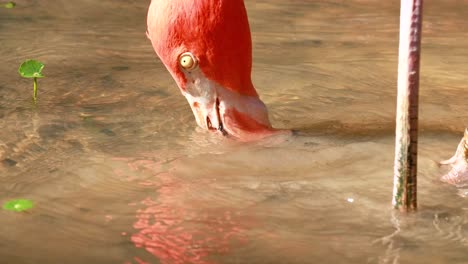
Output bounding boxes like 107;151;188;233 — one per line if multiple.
3;1;15;8
3;199;34;212
18;59;45;102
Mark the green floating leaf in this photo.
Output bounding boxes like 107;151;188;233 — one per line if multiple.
18;60;45;78
4;2;15;8
3;199;34;212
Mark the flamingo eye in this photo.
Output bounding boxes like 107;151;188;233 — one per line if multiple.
179;52;198;71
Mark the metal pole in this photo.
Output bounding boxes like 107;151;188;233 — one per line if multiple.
392;0;423;211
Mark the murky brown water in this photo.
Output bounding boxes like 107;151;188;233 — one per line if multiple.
1;0;467;263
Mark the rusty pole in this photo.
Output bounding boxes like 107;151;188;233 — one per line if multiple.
392;0;423;211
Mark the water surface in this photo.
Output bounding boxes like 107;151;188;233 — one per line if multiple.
0;1;467;263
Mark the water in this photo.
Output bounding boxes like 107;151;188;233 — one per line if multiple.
1;0;467;263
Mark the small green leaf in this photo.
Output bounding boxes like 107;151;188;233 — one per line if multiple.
19;60;45;78
3;199;34;212
4;2;15;8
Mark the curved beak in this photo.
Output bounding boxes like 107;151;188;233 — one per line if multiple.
440;128;468;185
181;73;280;140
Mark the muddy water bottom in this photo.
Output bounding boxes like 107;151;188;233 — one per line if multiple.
1;0;468;263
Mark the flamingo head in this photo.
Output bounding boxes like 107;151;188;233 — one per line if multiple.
147;0;279;140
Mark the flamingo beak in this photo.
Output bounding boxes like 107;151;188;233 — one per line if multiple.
180;68;275;140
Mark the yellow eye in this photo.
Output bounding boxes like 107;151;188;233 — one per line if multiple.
179;52;198;71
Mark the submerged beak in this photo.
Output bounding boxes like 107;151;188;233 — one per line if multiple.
439;128;468;185
181;72;278;140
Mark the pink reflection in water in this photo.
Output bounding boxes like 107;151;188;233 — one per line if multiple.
117;156;251;264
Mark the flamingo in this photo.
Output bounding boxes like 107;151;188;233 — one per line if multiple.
439;129;468;186
146;0;288;141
